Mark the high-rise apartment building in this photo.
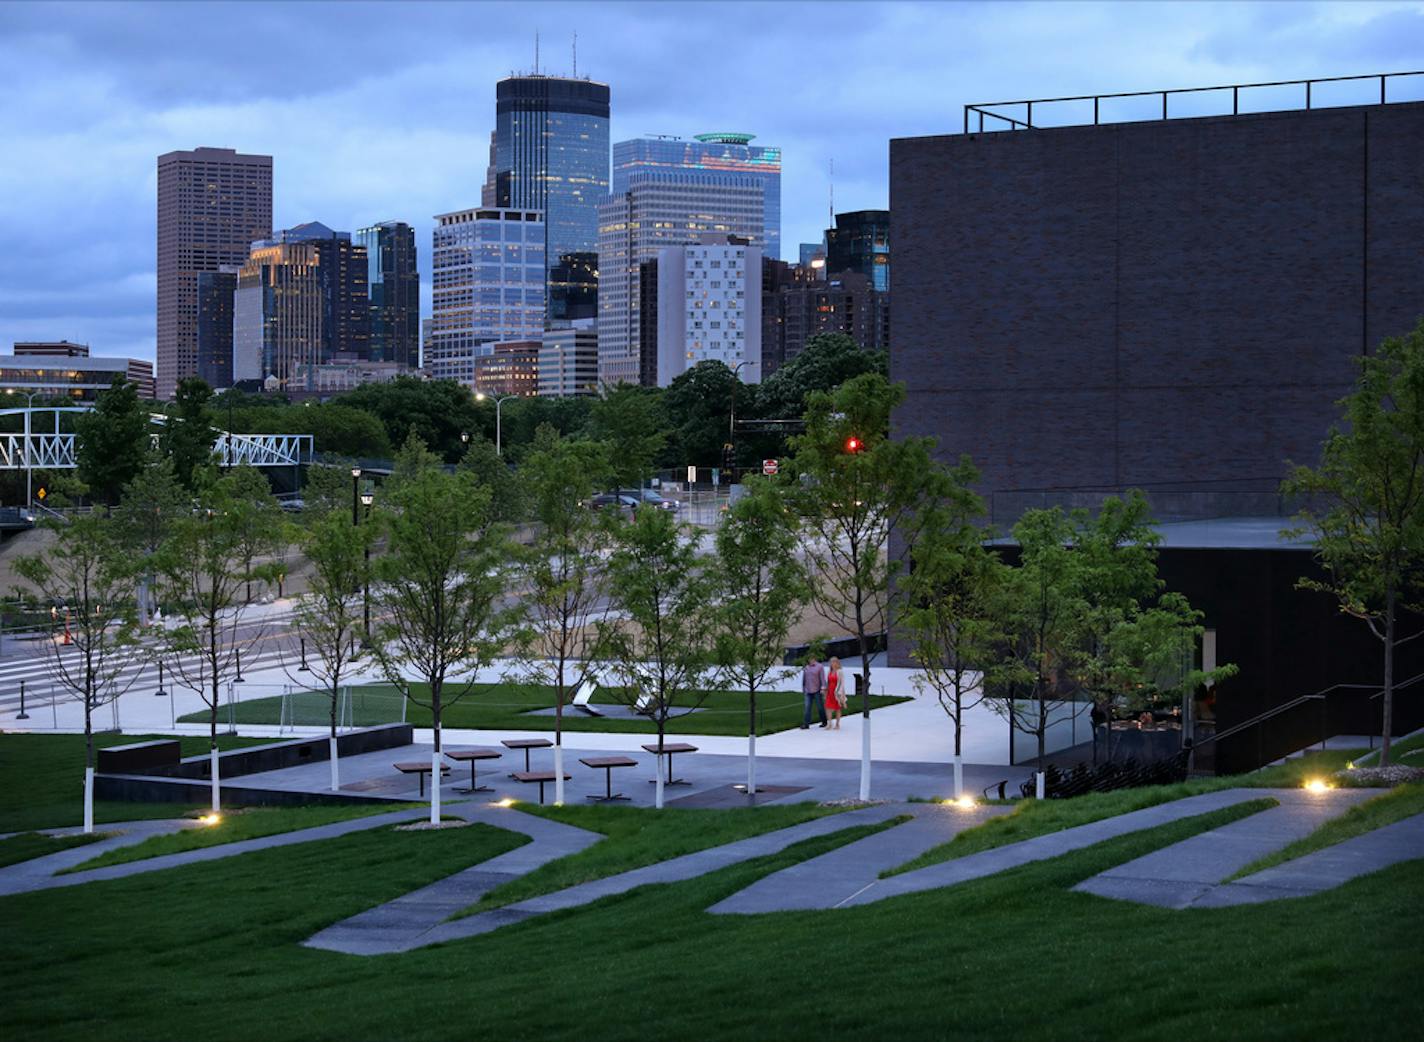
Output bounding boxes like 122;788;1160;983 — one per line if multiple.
613;134;782;259
473;340;541;398
429;207;546;386
156;146;272;399
825;210;890;292
355;221;420;369
196;269;237;389
538;320;599;397
597;172;764;386
761;262;889;376
484;75;610;289
649;234;762;388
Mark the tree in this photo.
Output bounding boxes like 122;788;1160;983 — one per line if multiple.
712;476;809;795
370;464;510;824
114;454;186;626
758;333;888;426
599;505;717;808
589;384;666;490
75;377;149;508
222;466;286;603
335;376;485;462
292;508;371;790
1283;320;1424;766
152;476;271;812
160;377;218;488
15;516;144;832
510;431;614;805
661;361;744;467
458;433;525;522
900;458;1006;798
789;372;937;798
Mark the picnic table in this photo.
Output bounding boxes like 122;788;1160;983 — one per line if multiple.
394;761;451;798
502;737;553;774
579;755;637;801
444;748;503;794
641;742;698;786
512;770;571;805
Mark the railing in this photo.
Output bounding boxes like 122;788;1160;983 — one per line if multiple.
964;70;1424;135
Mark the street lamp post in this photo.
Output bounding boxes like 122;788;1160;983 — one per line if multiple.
6;390;39;507
728;361;749;486
350;466;361;526
360;491;374;641
474;393;516;456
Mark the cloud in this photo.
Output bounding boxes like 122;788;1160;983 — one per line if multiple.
0;0;1418;363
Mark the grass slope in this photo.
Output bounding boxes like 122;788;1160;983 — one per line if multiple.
0;733;272;833
0;831;104;869
63;803;421;874
181;681;908;737
5;800;1417;1041
466;802;845;913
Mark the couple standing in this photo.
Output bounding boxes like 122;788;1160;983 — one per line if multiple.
800;656;847;730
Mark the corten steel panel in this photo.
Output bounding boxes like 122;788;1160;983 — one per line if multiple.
890;101;1424;502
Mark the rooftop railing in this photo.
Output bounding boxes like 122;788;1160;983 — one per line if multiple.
964;70;1424;135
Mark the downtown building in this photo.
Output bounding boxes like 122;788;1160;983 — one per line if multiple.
428;208;546;387
232;223;370;391
761;263;889;376
597;171;764;386
538;319;599;397
156;146;272;399
483;74;610;319
355;221;420;369
2;341;155;400
825;209;890;292
641;233;762;387
890;77;1424;771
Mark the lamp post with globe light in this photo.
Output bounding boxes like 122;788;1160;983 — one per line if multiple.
474;392;516;456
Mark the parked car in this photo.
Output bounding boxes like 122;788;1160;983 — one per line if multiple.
589;493;640;520
618;488;679;512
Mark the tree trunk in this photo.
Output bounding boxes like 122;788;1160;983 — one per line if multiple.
554;660;565;806
1381;582;1396;767
84;697;94;833
747;685;757;796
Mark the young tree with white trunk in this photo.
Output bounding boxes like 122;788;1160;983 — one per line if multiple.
370;463;510;824
15;515;144;832
713;476;809;796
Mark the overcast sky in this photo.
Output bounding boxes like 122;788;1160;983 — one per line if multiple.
1;0;1421;363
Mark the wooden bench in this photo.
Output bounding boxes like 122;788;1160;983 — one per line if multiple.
394;761;451;798
579;755;637;801
512;770;571;805
502;737;553;774
444;748;502;794
641;742;698;786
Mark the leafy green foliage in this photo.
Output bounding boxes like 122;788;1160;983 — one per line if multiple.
588;384;666;489
74;377;148;507
159;377;218;489
334;376;485;462
457;433;524;521
758;332;888;425
294;506;373;735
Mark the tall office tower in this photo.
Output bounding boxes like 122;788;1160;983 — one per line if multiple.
355;221;420;368
278;223;371;362
538;319;599;397
428;207;546;386
233;240;323;388
798;242;825;268
549;251;598;321
825;210;890;291
486;75;611;287
596;171;764;386
613;133;782;259
196;269;238;389
156;147;272;399
650;234;761;388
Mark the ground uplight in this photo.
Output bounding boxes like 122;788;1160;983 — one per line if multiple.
1303;778;1331;793
199;813;222;826
493;798;516;808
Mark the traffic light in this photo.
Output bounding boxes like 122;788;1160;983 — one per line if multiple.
844;436;863;454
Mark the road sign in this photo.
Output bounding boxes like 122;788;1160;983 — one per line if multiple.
762;459;779;476
687;465;697;484
36;487;46;501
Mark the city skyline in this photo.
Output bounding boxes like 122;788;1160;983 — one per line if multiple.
1;0;1420;364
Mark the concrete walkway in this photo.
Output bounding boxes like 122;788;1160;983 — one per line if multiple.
1194;811;1424;907
305;806;601;956
710;802;1014;914
1073;788;1375;908
833;788;1277;908
0;818;199;893
313;803;907;956
0;804;438;897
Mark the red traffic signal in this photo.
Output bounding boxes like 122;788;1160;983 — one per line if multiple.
844;436;863;454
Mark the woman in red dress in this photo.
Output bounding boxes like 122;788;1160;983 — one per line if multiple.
825;657;845;729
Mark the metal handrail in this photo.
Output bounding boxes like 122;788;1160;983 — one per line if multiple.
1197;669;1424;748
965;70;1423;134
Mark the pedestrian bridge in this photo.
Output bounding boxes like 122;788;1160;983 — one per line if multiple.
0;407;314;470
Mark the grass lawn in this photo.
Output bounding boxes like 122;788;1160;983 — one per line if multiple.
888;749;1368;878
3;796;1418;1041
0;831;104;869
1228;781;1424;880
62;803;422;875
0;732;273;834
1352;728;1424;767
180;680;909;737
464;801;852;914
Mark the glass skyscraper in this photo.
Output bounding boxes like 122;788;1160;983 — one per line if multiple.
825;210;890;292
486;76;611;286
612;133;782;260
355;221;420;369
